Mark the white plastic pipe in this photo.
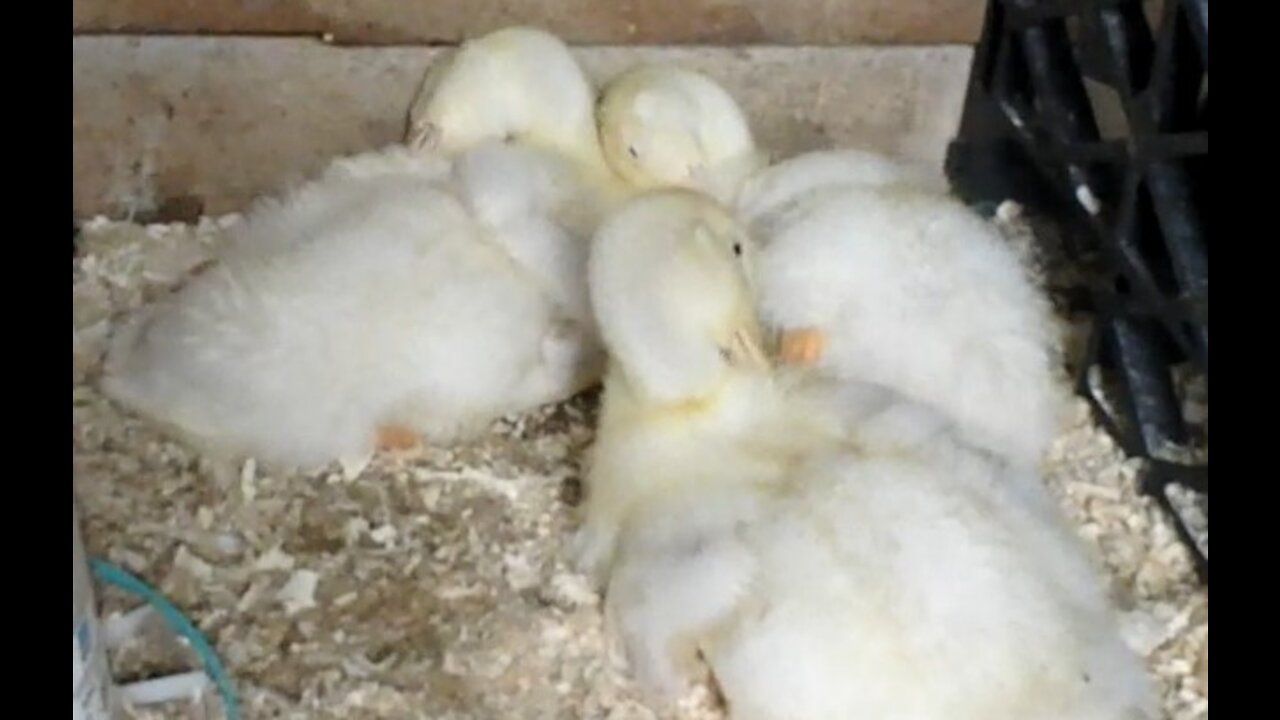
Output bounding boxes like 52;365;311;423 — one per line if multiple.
101;604;155;651
73;504;120;719
119;671;211;707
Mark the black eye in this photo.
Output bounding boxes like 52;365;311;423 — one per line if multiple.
732;243;742;257
627;146;639;158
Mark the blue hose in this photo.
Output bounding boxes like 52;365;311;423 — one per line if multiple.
89;558;240;720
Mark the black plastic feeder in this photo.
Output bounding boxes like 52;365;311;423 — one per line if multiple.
946;0;1208;584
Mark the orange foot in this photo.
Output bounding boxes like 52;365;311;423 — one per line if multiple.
778;327;826;366
374;423;422;453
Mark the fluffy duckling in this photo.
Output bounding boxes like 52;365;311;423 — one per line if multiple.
572;188;788;581
596;65;948;205
101;28;619;475
594;64;767;205
751;182;1070;467
404;27;636;317
596;65;1069;466
103;169;603;475
407;27;620;190
577;189;1157;720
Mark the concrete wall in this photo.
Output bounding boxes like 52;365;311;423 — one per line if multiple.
72;1;982;219
74;0;986;45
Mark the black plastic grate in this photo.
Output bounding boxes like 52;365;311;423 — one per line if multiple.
946;0;1207;584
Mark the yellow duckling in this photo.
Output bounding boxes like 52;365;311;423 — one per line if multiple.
577;189;1156;720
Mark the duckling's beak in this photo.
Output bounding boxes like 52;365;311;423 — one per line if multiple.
777;327;827;367
407;121;440;152
723;327;771;371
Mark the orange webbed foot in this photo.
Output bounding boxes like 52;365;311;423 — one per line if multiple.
374;424;423;453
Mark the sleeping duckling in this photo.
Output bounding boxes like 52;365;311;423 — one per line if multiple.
407;26;620;190
103;170;604;476
595;64;1069;466
101;28;618;475
596;65;946;205
594;64;766;205
577;189;1157;720
405;26;634;320
408;27;596;154
753;181;1070;467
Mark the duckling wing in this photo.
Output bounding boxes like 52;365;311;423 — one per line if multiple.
453;142;604;323
225;151;452;263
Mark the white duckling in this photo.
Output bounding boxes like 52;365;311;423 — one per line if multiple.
596;65;949;205
596;64;1070;466
103;170;603;474
403;26;638;320
577;189;1157;720
594;64;766;205
407;26;621;192
101;28;618;474
408;27;598;154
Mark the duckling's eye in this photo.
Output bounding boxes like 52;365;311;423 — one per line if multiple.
627;146;639;159
732;243;743;257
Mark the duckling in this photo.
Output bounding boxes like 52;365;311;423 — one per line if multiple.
753;182;1070;467
596;65;1069;466
101;28;619;475
572;188;791;583
103;169;604;475
405;27;635;321
577;189;1157;720
596;65;946;206
594;64;767;205
407;26;618;187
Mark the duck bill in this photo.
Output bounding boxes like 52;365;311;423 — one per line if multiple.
407;121;441;152
725;326;772;371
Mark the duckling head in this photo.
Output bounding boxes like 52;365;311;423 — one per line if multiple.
408;27;608;170
597;65;766;204
589;189;767;407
